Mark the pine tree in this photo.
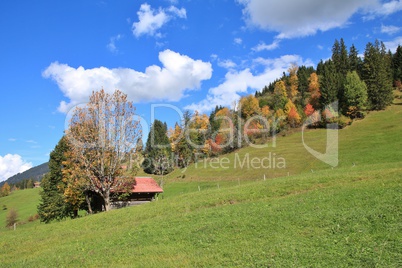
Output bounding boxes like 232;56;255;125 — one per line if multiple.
297;65;315;104
349;44;363;76
319;60;339;108
393;45;402;83
344;71;368;118
37;136;73;223
142;120;173;175
362;40;393;110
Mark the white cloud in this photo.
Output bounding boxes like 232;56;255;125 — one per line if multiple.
0;154;32;182
234;38;243;45
384;36;402;52
372;0;402;15
185;55;313;113
132;3;186;38
43;49;212;113
238;0;379;39
218;59;237;69
8;138;16;142
252;40;280;51
381;25;401;35
107;34;122;53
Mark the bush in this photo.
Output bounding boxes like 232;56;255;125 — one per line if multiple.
6;208;18;227
28;214;40;222
336;115;353;129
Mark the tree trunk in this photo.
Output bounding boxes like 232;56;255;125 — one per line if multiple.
85;192;93;214
103;190;111;211
73;209;78;218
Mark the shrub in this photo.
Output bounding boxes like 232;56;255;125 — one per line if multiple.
28;214;40;222
6;208;18;227
336;115;353;129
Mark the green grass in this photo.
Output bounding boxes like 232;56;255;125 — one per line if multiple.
0;188;41;231
0;95;401;267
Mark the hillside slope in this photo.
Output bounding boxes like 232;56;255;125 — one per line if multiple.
0;162;49;187
0;97;401;267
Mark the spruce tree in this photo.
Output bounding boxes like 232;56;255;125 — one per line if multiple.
37;136;73;223
344;71;368;118
349;44;363;76
297;65;315;104
362;41;393;110
393;45;402;83
142;120;173;175
319;60;340;108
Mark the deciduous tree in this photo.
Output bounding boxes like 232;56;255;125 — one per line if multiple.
0;182;10;197
66;89;141;211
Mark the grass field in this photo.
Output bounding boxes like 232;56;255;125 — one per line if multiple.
0;94;401;267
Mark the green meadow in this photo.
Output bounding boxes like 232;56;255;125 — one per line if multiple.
0;94;401;267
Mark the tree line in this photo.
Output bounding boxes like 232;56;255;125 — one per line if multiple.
143;39;401;175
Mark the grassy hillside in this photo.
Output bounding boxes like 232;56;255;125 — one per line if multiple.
0;188;41;230
0;95;401;267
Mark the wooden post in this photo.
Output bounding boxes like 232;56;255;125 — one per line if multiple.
198;185;201;191
13;223;16;231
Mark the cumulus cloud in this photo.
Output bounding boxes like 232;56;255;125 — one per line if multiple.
132;3;186;37
185;55;313;113
238;0;380;38
0;154;32;182
43;49;212;113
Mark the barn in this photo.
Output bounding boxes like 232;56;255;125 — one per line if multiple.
110;177;163;209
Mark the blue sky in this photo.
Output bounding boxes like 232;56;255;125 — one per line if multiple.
1;0;402;181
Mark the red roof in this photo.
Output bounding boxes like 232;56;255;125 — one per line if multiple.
131;177;163;193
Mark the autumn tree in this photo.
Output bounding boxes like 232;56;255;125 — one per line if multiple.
6;208;18;228
239;94;261;119
308;72;321;110
304;103;315;117
0;182;11;197
272;80;288;110
284;100;301;127
210;107;235;154
66;89;141;212
61;149;89;217
287;64;299;100
170;123;192;168
185;111;211;157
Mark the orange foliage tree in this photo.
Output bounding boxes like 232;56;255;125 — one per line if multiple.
308;72;321;109
65;89;141;211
